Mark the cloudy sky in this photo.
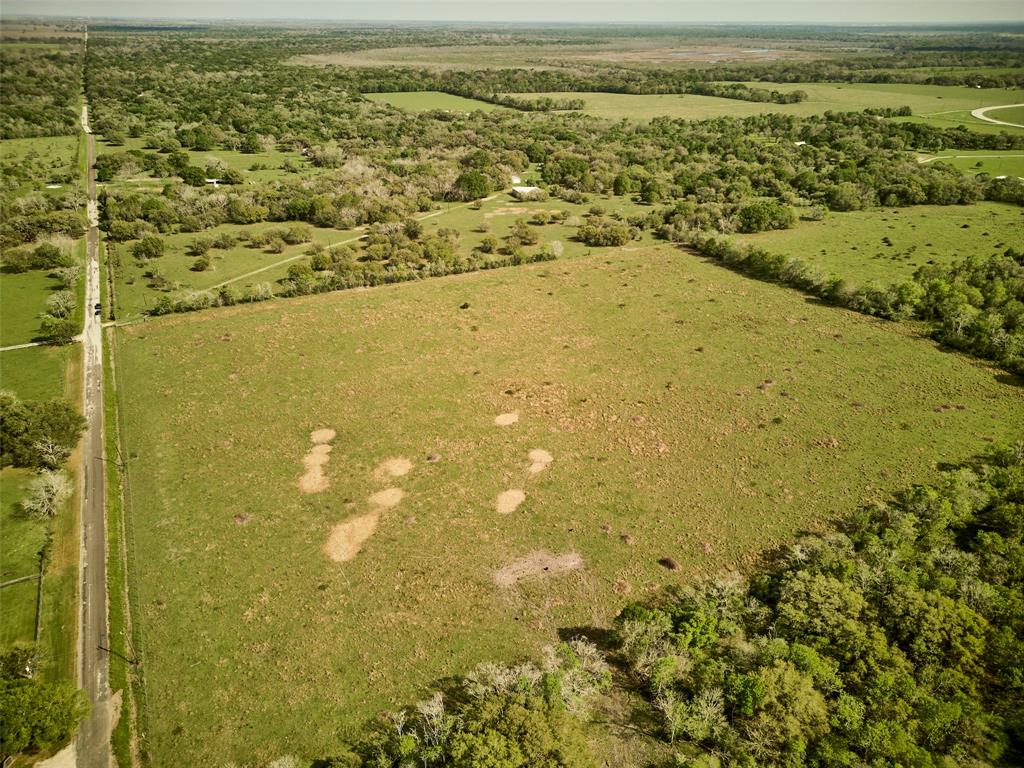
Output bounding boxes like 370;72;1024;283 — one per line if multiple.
4;1;1022;23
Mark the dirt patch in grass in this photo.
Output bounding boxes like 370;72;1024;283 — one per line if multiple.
484;206;533;219
310;428;336;444
323;512;380;563
493;550;583;587
375;457;413;479
496;489;526;514
527;448;553;475
298;443;333;494
494;411;519;426
368;487;405;509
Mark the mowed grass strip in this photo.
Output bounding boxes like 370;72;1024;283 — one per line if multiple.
114;244;1023;766
731;202;1024;286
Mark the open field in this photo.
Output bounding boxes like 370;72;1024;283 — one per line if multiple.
0;135;83;196
982;104;1024;126
95;136;313;185
113;242;1023;765
0;345;71;401
108;191;652;319
0;270;59;345
506;83;1024;129
917;150;1024;178
364;91;502;112
731;202;1024;286
0;468;45;648
292;38;821;70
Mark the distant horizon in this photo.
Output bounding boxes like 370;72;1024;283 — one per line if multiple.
3;1;1023;25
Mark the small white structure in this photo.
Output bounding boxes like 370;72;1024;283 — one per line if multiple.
794;141;807;146
204;178;221;188
512;185;541;195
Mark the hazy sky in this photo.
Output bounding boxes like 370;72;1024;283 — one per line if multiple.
3;0;1022;24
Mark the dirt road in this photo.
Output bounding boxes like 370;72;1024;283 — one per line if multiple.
76;77;114;767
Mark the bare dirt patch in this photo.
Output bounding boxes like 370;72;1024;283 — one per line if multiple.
496;489;526;514
323;512;380;563
298;443;333;494
484;207;545;219
494;411;520;426
493;550;584;587
310;428;336;444
375;457;413;479
368;487;405;509
527;448;553;475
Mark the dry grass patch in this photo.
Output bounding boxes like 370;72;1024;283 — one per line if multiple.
496;489;526;514
324;512;380;563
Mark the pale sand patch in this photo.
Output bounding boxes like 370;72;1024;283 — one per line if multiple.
298;443;333;493
493;551;584;587
494;411;519;426
483;206;531;219
323;511;380;562
496;489;526;514
369;487;405;508
375;457;413;479
527;448;553;475
310;428;336;444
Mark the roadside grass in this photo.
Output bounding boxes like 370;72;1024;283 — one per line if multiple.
0;468;46;649
730;202;1024;286
505;83;1024;129
113;243;1023;766
364;91;503;112
916;150;1024;178
37;341;83;684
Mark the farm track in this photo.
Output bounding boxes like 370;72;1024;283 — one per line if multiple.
970;103;1024;128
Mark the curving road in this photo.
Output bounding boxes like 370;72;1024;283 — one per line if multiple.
971;103;1024;129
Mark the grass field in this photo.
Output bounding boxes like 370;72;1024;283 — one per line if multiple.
0;135;83;196
917;150;1024;178
731;202;1024;286
108;191;652;319
113;242;1024;766
505;83;1024;131
0;270;59;345
0;345;73;400
981;104;1024;126
364;91;502;112
0;468;46;649
95;136;313;185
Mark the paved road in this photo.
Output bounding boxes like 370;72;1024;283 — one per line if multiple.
971;103;1024;129
76;81;114;768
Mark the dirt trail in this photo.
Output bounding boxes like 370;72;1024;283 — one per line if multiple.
970;103;1024;129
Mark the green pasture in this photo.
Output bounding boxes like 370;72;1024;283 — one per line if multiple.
731;202;1024;286
0;468;46;649
95;136;313;185
1;270;59;345
0;345;71;401
113;242;1023;766
505;83;1024;129
918;150;1024;178
364;91;503;112
0;135;82;196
